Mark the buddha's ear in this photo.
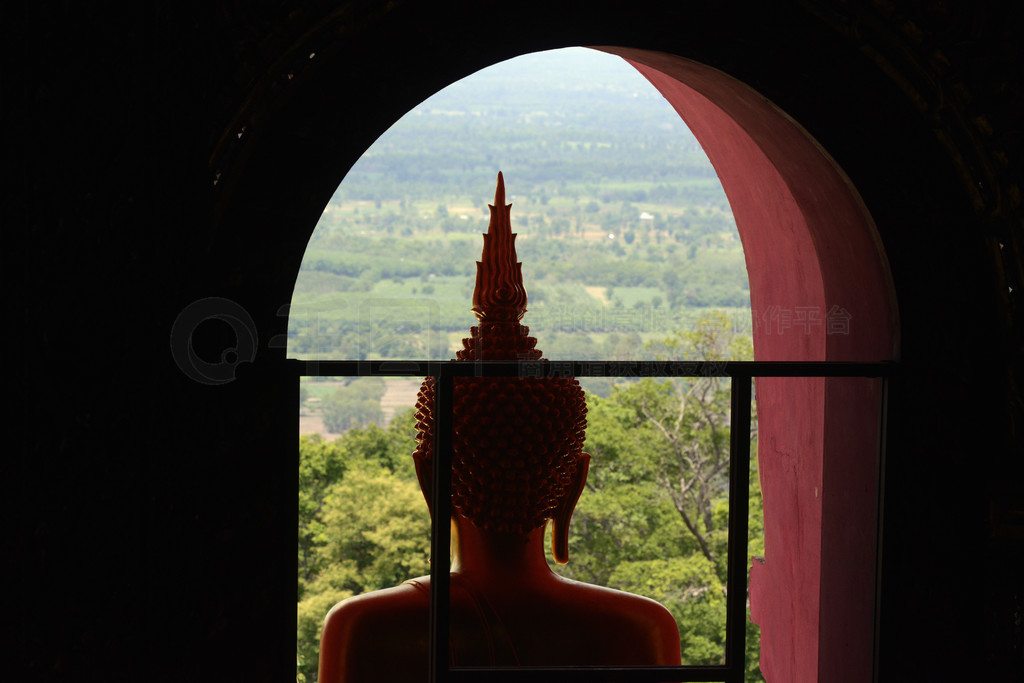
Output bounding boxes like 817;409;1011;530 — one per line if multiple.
551;452;590;565
413;452;433;516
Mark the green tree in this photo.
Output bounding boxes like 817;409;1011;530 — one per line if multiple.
600;313;752;567
335;408;418;480
297;409;427;682
298;435;348;594
296;461;430;681
318;460;431;592
321;377;386;433
611;554;726;664
557;312;762;677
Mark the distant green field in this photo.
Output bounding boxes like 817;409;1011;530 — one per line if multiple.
605;285;664;308
288;42;752;362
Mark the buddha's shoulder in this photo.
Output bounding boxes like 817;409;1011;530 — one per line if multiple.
546;577;681;659
552;575;673;615
323;578;431;634
318;579;433;682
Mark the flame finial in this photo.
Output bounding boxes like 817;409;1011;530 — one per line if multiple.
413;174;588;537
472;172;528;324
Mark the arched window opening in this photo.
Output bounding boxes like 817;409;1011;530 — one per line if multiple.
290;46;896;683
291;47;765;682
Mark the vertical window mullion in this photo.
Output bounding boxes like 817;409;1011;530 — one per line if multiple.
724;374;752;682
429;368;454;683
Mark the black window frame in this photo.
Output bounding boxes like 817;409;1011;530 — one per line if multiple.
294;358;893;683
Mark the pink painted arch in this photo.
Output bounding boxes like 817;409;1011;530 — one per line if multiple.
597;48;898;682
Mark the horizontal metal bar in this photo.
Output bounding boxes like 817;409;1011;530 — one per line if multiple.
447;665;734;682
290;359;895;378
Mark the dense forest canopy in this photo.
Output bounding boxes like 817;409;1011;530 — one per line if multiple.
296;315;763;682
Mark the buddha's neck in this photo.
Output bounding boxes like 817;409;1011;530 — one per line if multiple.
449;517;553;585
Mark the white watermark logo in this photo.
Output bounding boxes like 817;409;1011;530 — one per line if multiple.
169;297;258;385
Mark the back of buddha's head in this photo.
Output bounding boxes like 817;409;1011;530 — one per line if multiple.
413;173;587;534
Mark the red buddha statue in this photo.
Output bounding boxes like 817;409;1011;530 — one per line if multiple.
317;173;681;681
